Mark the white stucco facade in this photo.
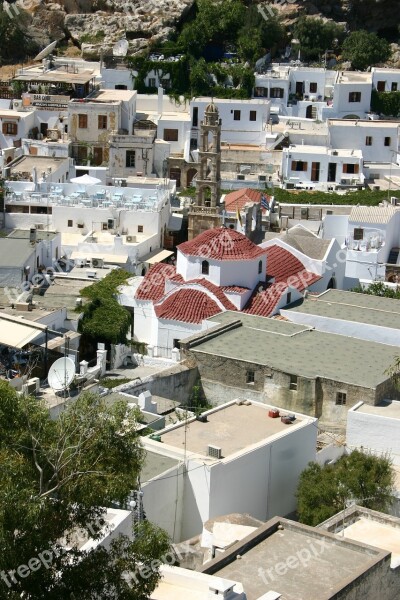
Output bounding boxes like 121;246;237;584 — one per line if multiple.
142;400;318;542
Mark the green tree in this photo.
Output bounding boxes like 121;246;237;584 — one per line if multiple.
237;4;285;63
78;269;132;347
178;0;246;58
293;17;345;61
0;382;170;598
297;450;395;526
0;6;38;63
342;30;392;70
351;281;400;299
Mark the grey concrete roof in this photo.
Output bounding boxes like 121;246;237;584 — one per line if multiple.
349;205;398;224
286;289;400;330
267;228;331;260
0;238;35;268
8;229;58;241
356;399;400;419
141;450;179;483
204;518;388;600
196;313;398;388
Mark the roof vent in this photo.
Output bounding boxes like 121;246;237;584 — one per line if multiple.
208;445;222;459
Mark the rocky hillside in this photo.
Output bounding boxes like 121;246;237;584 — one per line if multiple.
6;0;400;61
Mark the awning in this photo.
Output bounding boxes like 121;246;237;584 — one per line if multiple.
142;249;174;265
70;251;129;265
0;316;45;348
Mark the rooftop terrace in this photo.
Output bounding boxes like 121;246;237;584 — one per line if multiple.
160;401;309;459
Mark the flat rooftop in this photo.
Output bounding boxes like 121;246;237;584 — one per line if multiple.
328;118;399;128
9;155;68;174
354;399;400;419
342;518;400;568
285;145;362;157
286;289;400;330
338;71;372;83
203;518;387;600
195;313;399;388
141;450;180;483
160;402;308;458
320;506;400;569
94;89;136;102
14;68;96;85
8;229;58;241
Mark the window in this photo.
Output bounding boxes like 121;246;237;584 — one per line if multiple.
102;222;108;231
233;110;241;121
286;292;292;305
365;136;373;146
98;115;107;129
249;110;257;121
255;87;268;97
163;128;178;142
343;163;359;174
246;370;255;384
78;114;87;128
2;122;17;135
148;78;156;87
192;106;198;127
309;82;317;93
115;84;127;90
77;222;84;229
391;82;398;92
77;145;88;162
258;260;262;274
67;220;73;227
349;92;361;103
270;87;284;99
126;150;136;168
201;260;209;275
291;160;308;172
336;392;347;405
289;374;298;390
377;80;385;92
137;225;143;233
354;228;364;241
384;137;391;146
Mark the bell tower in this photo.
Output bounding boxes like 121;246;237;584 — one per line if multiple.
188;102;222;240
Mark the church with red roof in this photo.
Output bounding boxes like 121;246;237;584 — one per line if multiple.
126;227;324;357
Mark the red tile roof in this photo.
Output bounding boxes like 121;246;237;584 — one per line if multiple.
244;245;321;317
265;245;306;282
221;286;250;294
224;188;271;213
154;289;223;324
135;263;176;301
178;228;266;261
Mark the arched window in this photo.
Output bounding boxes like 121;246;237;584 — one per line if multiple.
201;260;209;275
258;260;263;274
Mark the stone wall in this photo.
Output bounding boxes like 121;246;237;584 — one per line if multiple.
186;347;387;432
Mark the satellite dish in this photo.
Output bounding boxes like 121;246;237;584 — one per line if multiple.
48;357;75;392
34;40;58;61
113;37;129;58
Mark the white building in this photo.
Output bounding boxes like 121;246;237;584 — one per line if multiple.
328;119;400;164
347;400;400;467
141;399;318;541
150;565;246;600
190;98;271;146
125;227;322;357
372;68;400;94
281;145;364;191
4;179;174;272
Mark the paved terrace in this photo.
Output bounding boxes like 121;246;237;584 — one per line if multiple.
5;181;168;212
160;401;308;458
